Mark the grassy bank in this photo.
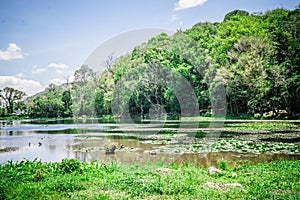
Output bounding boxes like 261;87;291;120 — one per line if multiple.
0;158;299;199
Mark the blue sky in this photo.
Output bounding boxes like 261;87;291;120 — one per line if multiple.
0;0;298;95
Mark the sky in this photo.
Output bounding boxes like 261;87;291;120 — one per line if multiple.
0;0;298;96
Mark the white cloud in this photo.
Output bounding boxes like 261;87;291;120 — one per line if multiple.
68;74;75;83
0;76;43;96
0;43;25;61
55;69;65;74
54;69;74;76
15;73;25;78
50;78;66;85
30;63;70;75
48;63;69;69
48;63;71;75
174;0;207;11
31;67;47;75
171;14;178;21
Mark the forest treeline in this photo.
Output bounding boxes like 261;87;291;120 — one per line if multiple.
1;7;299;119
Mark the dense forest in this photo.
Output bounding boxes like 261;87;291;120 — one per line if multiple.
1;7;299;119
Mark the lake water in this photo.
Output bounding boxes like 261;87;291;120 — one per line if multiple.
1;119;299;166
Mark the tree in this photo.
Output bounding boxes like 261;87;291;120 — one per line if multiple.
72;65;96;116
0;87;26;115
62;91;72;117
222;36;276;115
28;86;65;118
265;8;300;116
105;53;117;74
74;65;95;85
223;9;249;21
46;83;60;92
71;7;300;119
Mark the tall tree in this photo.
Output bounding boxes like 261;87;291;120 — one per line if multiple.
62;90;72;117
72;65;96;116
74;65;95;85
0;87;26;115
222;36;276;115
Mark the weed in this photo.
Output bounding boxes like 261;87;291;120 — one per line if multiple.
168;163;179;170
34;169;47;182
47;176;85;192
219;159;228;170
59;158;82;174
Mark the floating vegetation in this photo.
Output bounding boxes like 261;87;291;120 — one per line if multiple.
167;139;300;155
0;146;19;153
212;140;300;154
226;123;297;131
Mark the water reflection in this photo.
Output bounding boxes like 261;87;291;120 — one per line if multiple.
1;119;299;166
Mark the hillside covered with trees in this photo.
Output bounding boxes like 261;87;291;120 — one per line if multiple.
1;7;299;119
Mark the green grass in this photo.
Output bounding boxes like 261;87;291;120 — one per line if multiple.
0;158;299;199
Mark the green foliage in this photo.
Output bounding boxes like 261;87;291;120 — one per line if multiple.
46;176;85;192
223;9;249;21
59;158;82;174
99;7;299;119
72;66;97;117
74;65;95;85
223;36;276;114
33;169;47;182
0;183;6;200
2;7;299;119
61;91;73;117
0;87;26;116
27;84;73;118
219;159;228;170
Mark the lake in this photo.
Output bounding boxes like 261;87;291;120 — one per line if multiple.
1;119;299;166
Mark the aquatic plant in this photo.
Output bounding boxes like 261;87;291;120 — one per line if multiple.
226;122;297;131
